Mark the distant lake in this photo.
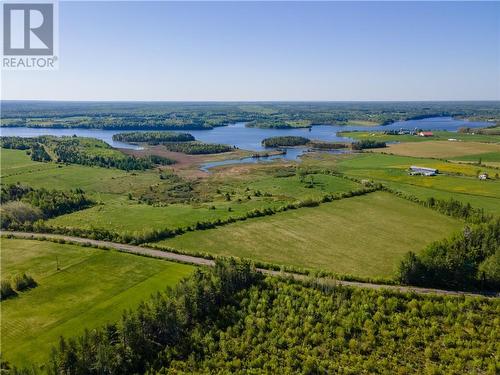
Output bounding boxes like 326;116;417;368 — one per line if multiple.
0;117;491;165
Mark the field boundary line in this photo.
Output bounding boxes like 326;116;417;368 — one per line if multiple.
2;231;498;299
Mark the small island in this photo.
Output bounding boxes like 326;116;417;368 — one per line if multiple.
261;136;310;147
112;131;195;144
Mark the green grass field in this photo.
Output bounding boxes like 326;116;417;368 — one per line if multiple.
246;173;360;200
378;141;500;159
321;153;500;211
449;151;500;168
47;174;359;234
153;192;462;279
0;238;194;367
1;148;159;199
338;130;500;143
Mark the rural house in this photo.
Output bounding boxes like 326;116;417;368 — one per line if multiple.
418;131;434;137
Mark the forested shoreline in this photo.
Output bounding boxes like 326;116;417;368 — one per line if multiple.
0;136;175;170
2;101;499;130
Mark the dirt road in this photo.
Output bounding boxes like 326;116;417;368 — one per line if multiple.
3;231;496;298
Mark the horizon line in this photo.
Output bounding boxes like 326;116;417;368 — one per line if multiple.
2;99;500;103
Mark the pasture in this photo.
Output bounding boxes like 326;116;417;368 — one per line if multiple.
47;173;359;234
1;148;159;197
328;153;500;198
450;151;500;168
0;238;194;366
377;141;500;159
153;192;462;279
339;130;500;143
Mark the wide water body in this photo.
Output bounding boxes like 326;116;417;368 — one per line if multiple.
0;117;491;166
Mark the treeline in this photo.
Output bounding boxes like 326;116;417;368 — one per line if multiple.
0;136;175;170
163;142;234;154
1;184;93;228
0;137;52;162
309;141;348;150
387;189;492;224
424;197;492;224
247;120;312;129
7;262;500;374
398;219;500;291
351;139;386;150
112;131;195;144
459;126;500;136
3;101;500;130
261;136;310;147
52;138;175;169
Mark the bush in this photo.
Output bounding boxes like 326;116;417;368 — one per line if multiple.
0;201;43;228
0;280;17;300
351;139;386;150
478;249;500;286
13;273;37;291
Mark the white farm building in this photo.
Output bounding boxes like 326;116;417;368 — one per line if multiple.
409;166;438;176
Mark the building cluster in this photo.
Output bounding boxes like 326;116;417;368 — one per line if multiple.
383;129;434;137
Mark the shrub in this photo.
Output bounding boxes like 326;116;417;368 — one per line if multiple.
351;140;386;150
13;273;37;291
0;201;43;228
0;280;17;300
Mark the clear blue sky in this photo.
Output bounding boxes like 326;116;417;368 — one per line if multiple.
2;1;499;101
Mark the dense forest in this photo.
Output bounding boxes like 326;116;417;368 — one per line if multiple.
0;136;175;170
5;260;498;374
398;219;500;292
261;136;310;147
112;131;195;144
2;101;499;130
162;142;234;154
0;184;93;228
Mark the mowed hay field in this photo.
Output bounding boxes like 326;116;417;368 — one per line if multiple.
376;141;500;159
0;238;195;367
154;192;462;279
